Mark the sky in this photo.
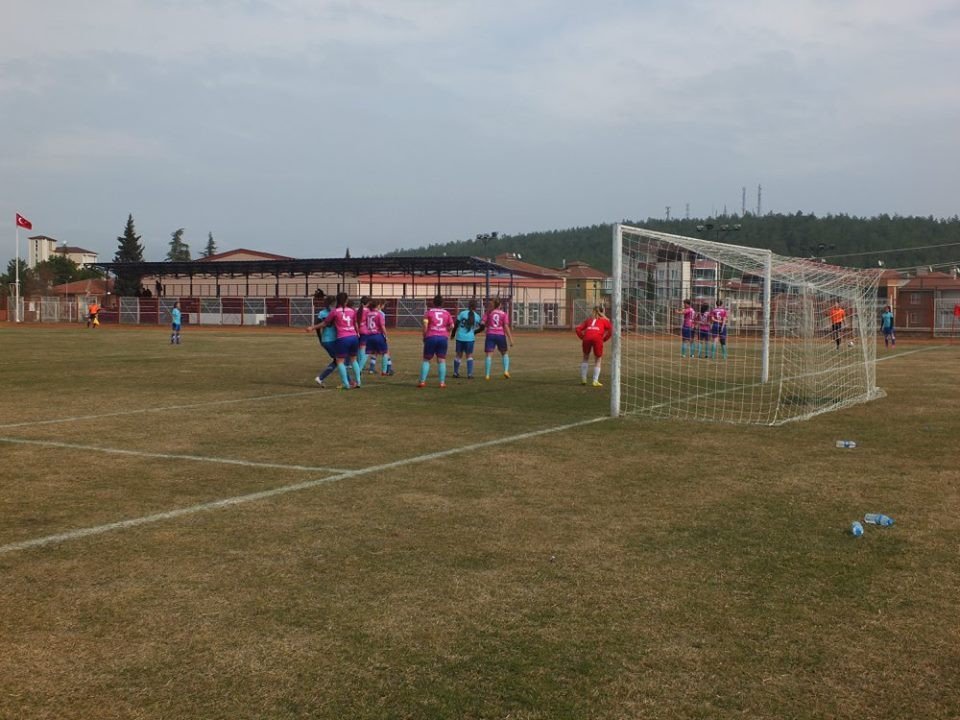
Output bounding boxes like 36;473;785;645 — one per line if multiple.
2;0;958;264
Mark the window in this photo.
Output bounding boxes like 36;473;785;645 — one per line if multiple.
910;293;922;305
528;303;540;326
544;303;558;326
512;302;525;325
908;311;920;325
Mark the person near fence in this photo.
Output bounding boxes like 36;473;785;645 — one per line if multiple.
482;298;513;380
709;299;729;359
364;299;393;376
696;302;712;358
305;295;338;388
419;295;454;388
452;299;482;379
170;301;182;344
319;292;362;389
576;305;612;387
86;301;100;329
881;305;896;348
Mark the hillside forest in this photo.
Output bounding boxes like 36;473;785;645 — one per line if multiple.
389;213;960;276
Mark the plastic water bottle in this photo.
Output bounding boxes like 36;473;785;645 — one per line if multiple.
864;513;894;527
835;440;857;449
850;521;864;537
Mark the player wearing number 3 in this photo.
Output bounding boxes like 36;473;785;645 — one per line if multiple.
419;295;455;388
576;306;612;387
482;298;513;380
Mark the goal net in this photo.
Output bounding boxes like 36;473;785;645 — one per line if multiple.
610;225;885;425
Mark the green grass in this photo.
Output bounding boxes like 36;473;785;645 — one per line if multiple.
1;325;959;719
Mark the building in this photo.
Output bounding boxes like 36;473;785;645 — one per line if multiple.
896;271;960;335
28;235;98;268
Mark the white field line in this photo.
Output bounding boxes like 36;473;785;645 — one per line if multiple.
0;390;319;430
0;416;608;555
0;436;348;474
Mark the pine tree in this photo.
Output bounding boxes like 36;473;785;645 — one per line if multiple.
113;214;145;296
202;232;217;258
166;228;191;261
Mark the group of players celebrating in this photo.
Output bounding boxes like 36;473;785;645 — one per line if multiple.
305;294;514;389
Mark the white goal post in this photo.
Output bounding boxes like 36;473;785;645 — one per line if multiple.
610;224;885;424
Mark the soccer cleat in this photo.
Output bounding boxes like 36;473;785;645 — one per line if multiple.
417;382;426;388
484;375;490;381
581;378;587;385
467;376;474;380
453;373;460;378
503;371;510;379
314;376;326;388
592;380;603;387
439;382;447;389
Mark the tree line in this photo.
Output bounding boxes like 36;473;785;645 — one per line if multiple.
389;212;960;275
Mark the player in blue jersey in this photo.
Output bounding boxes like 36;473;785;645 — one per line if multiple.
170;301;182;345
881;305;896;348
305;295;338;387
452;299;482;379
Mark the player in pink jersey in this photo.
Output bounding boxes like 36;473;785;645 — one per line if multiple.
364;299;394;375
709;299;729;359
355;295;372;374
320;292;362;388
696;302;712;358
675;299;695;358
419;295;455;388
482;298;514;380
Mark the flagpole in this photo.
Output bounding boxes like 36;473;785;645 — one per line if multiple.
14;225;20;323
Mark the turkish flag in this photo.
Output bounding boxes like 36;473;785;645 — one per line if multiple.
15;213;32;230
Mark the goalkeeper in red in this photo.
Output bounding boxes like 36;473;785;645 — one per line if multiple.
576;306;613;387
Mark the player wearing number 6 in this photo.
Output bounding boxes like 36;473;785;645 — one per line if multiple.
576;306;612;387
419;295;455;388
482;298;513;380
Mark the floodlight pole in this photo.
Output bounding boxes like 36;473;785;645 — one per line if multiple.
610;224;623;418
761;249;772;384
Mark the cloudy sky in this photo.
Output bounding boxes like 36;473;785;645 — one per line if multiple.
2;0;958;263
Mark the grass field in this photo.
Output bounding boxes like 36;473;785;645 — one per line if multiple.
1;324;959;719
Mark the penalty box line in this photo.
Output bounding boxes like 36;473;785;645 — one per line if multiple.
0;416;609;556
0;436;349;474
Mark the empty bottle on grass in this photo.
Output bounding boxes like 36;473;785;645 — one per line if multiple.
864;513;894;527
850;521;864;537
835;440;857;449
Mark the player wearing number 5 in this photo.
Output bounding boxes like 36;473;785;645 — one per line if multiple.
482;298;513;380
576;306;612;387
419;295;455;388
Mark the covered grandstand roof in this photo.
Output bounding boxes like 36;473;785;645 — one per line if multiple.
92;255;523;278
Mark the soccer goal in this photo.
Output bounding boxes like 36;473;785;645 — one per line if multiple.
610;224;885;424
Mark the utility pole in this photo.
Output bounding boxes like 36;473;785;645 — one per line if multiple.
741;186;746;216
757;184;762;216
685;203;690;220
665;206;671;221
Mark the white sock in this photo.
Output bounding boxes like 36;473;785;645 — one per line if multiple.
593;365;601;382
580;362;588;381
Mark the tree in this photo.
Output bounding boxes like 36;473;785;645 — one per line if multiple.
202;231;217;258
34;255;104;288
0;258;42;297
113;213;145;296
166;228;191;261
